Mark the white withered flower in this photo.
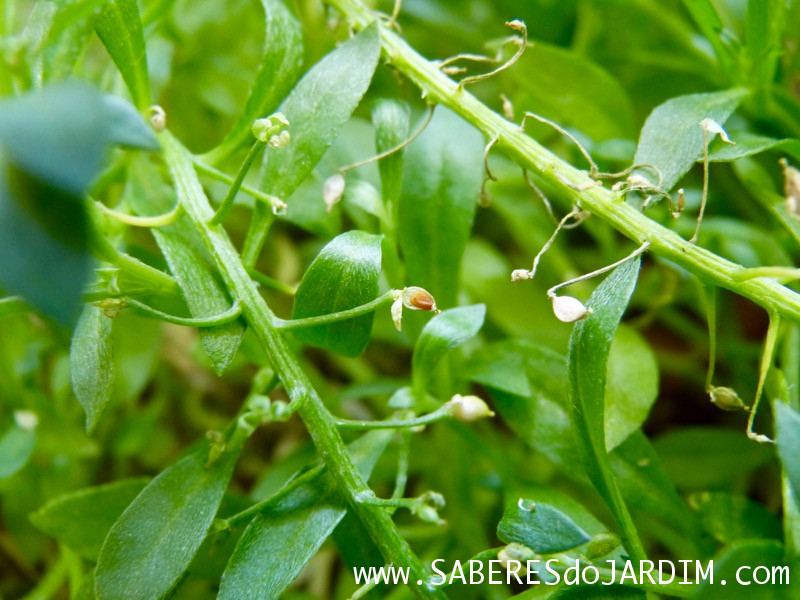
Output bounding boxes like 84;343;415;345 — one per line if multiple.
550;295;591;322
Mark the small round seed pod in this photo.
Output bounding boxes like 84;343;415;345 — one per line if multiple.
510;269;531;282
550;295;590;322
147;105;167;132
708;386;749;411
323;173;346;212
446;394;495;422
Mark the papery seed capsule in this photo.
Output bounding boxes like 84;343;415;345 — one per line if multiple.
323;173;346;212
550;295;590;322
401;286;438;312
780;159;800;220
446;394;495;422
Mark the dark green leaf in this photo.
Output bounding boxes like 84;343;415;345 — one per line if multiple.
633;89;748;190
94;0;151;110
412;305;486;395
260;22;380;199
218;431;391;600
0;417;36;479
29;478;149;561
127;158;245;374
204;0;304;163
0;83;158;325
95;445;239;600
398;107;483;307
372;98;410;209
291;230;382;357
694;540;788;599
497;500;591;554
70;304;115;432
775;402;800;499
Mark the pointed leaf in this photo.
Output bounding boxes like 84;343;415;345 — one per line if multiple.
30;478;149;561
0;416;36;479
633;89;748;191
205;0;304;163
94;0;151;110
218;431;391;600
372;98;410;209
775;402;800;499
95;445;239;600
398;108;484;307
497;500;591;554
70;304;115;432
260;22;380;199
291;230;382;357
127;158;245;374
412;305;485;396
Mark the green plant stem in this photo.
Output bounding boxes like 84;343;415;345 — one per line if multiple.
123;297;243;328
160;131;445;600
193;159;286;213
209;140;265;226
241;203;275;268
326;0;800;324
93;200;181;227
247;267;296;295
275;291;395;330
334;406;450;430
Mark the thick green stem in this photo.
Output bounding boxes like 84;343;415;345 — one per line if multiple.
160;132;445;600
326;0;800;324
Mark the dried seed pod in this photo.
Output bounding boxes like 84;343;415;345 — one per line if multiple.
700;118;734;145
323;173;346;212
510;269;531;282
780;159;800;220
708;386;749;411
401;286;438;312
550;295;590;322
446;394;495;422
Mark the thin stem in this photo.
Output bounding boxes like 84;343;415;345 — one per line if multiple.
522;168;555;221
702;285;717;391
734;266;800;282
690;127;710;244
483;136;498;181
122;297;242;328
437;53;497;69
521;111;599;177
247;267;296;295
210;140;265;226
547;241;651;298
747;312;781;443
457;21;527;89
241;203;276;269
334;406;450;430
392;430;411;499
193;159;287;213
523;207;581;279
338;104;434;174
94;200;181;228
275;291;395;330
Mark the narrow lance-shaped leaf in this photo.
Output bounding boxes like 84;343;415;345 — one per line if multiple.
412;305;486;397
95;444;240;600
633;89;747;191
218;430;392;600
775;402;800;499
70;303;115;432
398;107;484;307
260;22;380;199
497;500;591;554
94;0;151;110
127;157;245;374
0;83;158;325
204;0;304;164
372;99;410;212
291;230;382;357
30;478;149;561
567;258;643;559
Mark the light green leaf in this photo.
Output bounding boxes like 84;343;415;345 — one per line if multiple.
218;431;391;600
776;402;800;499
633;89;748;191
398;107;483;307
260;22;380;199
372;98;410;210
29;478;149;561
604;326;658;451
0;83;158;325
694;540;787;599
95;445;239;600
0;417;36;479
567;258;643;557
70;304;115;432
412;305;486;396
707;132;800;162
497;500;590;554
689;491;781;544
291;230;382;357
127;158;245;374
94;0;151;110
204;0;304;164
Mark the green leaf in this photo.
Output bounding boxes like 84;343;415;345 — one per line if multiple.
690;491;782;544
95;445;239;600
775;402;800;499
70;304;115;432
204;0;304;163
567;258;643;558
291;230;382;357
94;0;151;110
0;83;158;325
497;500;591;554
745;0;788;92
694;540;788;599
127;158;245;374
604;326;658;451
412;305;486;396
632;89;748;191
372;98;410;209
218;431;392;600
681;0;738;79
29;478;149;561
0;416;36;479
398;107;484;307
260;22;380;199
707;132;800;162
